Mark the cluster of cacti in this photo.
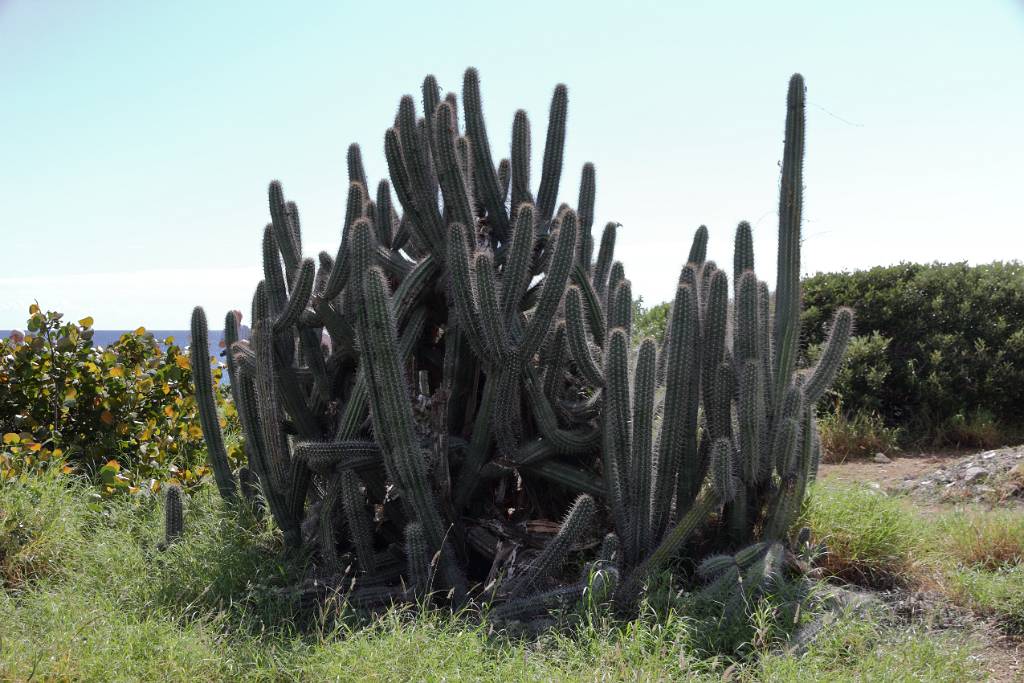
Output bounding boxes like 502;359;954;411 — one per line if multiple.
188;67;852;618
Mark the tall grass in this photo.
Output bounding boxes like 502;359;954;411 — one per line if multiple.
0;473;990;681
799;483;920;587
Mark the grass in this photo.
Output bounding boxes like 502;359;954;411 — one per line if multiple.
817;408;902;462
935;508;1024;570
799;482;920;587
804;479;1024;640
945;566;1024;634
0;471;995;681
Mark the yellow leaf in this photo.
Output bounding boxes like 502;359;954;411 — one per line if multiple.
100;410;114;425
65;387;78;400
3;433;19;445
162;383;171;395
135;326;146;336
189;425;203;438
164;405;176;418
62;465;74;474
53;448;63;457
27;442;41;452
110;366;125;378
175;355;190;370
104;459;120;471
140;428;152;441
78;316;94;328
29;304;39;314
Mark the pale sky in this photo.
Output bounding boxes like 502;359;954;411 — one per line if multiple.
2;1;1022;329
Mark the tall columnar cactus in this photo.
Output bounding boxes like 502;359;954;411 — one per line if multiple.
190;306;236;502
191;68;852;620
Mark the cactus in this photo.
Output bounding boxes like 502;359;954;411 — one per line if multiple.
190;306;236;502
159;484;183;550
193;68;850;621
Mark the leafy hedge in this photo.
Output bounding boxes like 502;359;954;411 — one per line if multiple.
1;304;239;494
802;262;1024;443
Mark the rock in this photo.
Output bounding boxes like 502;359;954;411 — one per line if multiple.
963;466;989;483
873;452;892;464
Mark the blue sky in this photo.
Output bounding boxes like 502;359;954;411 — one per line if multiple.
2;1;1022;328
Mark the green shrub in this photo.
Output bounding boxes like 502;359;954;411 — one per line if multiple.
633;297;670;344
0;303;238;494
802;261;1024;443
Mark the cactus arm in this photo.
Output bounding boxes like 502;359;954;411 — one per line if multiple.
510;109;534;212
593;222;618;297
535;84;568;224
398;96;446;250
392;254;438;328
161;484;183;549
374;180;395;248
432;102;476;237
564;286;604;387
462;68;510;241
268;181;301;281
339;469;377;573
497;158;511;206
504;494;596;598
570;263;607;346
629;338;657;564
733;221;754;283
446;222;487;359
802;307;854;406
273;258;315;334
687;225;709;265
500;204;536;324
772;74;807;406
474;252;508;360
520;209;577;363
653;283;700;537
347;143;368;192
190;306;237;502
608;279;633;335
577;162;596;237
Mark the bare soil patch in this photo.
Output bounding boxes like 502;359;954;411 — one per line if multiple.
820;445;1024;508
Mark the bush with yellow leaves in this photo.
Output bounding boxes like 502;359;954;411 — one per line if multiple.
1;303;240;495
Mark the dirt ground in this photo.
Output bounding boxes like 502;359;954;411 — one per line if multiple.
820;445;1024;509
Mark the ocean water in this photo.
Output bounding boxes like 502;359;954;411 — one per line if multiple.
92;328;251;382
91;328;250;352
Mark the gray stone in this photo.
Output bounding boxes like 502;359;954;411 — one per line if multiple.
873;452;892;464
963;466;989;483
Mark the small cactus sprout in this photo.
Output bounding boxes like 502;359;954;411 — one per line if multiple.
160;484;184;550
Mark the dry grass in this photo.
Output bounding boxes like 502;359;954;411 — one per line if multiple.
817;408;901;463
937;509;1024;571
